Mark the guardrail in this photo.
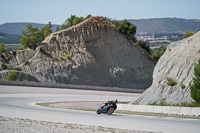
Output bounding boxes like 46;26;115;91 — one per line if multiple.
117;104;200;116
0;81;145;93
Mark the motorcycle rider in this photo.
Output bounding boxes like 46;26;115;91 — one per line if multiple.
97;99;118;115
104;99;118;106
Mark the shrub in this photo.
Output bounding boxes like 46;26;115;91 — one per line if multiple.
25;60;29;65
18;45;25;50
152;46;167;61
183;31;194;39
167;78;176;86
60;55;63;59
190;59;200;103
169;48;171;51
181;84;186;89
6;70;18;81
66;54;71;59
62;49;66;52
159;99;167;106
0;43;6;54
45;51;51;56
187;102;200;107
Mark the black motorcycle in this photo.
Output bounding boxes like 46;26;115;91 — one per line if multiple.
96;102;117;115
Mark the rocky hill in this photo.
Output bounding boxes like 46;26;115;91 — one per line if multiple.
0;17;156;89
131;31;200;104
129;18;200;34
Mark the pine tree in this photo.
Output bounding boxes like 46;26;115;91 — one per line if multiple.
190;59;200;103
20;24;40;48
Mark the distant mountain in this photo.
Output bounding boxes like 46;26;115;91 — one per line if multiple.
0;32;20;44
128;18;200;34
0;22;60;35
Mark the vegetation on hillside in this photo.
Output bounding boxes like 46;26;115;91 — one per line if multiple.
0;43;7;54
6;70;18;81
20;22;52;49
183;31;194;39
135;40;151;54
190;59;200;103
152;46;167;61
112;19;137;42
57;15;92;31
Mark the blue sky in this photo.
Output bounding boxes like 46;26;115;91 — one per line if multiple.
0;0;200;24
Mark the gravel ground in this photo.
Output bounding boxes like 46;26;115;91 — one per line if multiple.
38;101;104;110
0;116;150;133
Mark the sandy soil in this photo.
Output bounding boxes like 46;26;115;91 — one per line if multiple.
0;116;149;133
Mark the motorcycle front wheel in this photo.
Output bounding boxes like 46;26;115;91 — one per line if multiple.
97;109;102;114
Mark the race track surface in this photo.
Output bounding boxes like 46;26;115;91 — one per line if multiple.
0;85;200;133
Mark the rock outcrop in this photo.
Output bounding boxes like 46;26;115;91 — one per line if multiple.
131;31;200;104
0;17;155;89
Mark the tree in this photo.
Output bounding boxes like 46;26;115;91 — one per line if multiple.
20;24;40;48
190;59;200;103
84;14;92;20
60;15;92;30
60;24;68;30
56;26;60;32
39;22;52;41
112;19;137;42
0;43;6;54
183;31;194;39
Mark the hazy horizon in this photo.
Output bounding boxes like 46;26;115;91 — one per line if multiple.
0;0;200;25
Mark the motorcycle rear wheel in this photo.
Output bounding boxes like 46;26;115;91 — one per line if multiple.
107;108;114;115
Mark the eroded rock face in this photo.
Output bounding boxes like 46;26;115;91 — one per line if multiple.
0;70;39;82
131;31;200;104
0;17;155;89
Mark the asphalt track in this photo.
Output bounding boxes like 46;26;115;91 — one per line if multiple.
0;87;200;133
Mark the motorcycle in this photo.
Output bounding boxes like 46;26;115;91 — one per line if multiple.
96;102;117;115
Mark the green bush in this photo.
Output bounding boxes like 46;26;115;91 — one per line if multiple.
187;102;200;107
66;54;71;59
18;45;25;50
0;43;6;54
169;48;171;51
6;70;18;81
190;59;200;103
45;51;51;56
25;60;29;65
112;19;137;42
159;99;168;106
60;55;63;59
183;31;194;39
167;78;176;86
152;46;167;61
181;84;186;89
62;49;66;52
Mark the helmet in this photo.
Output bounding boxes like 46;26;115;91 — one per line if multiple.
115;99;118;103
